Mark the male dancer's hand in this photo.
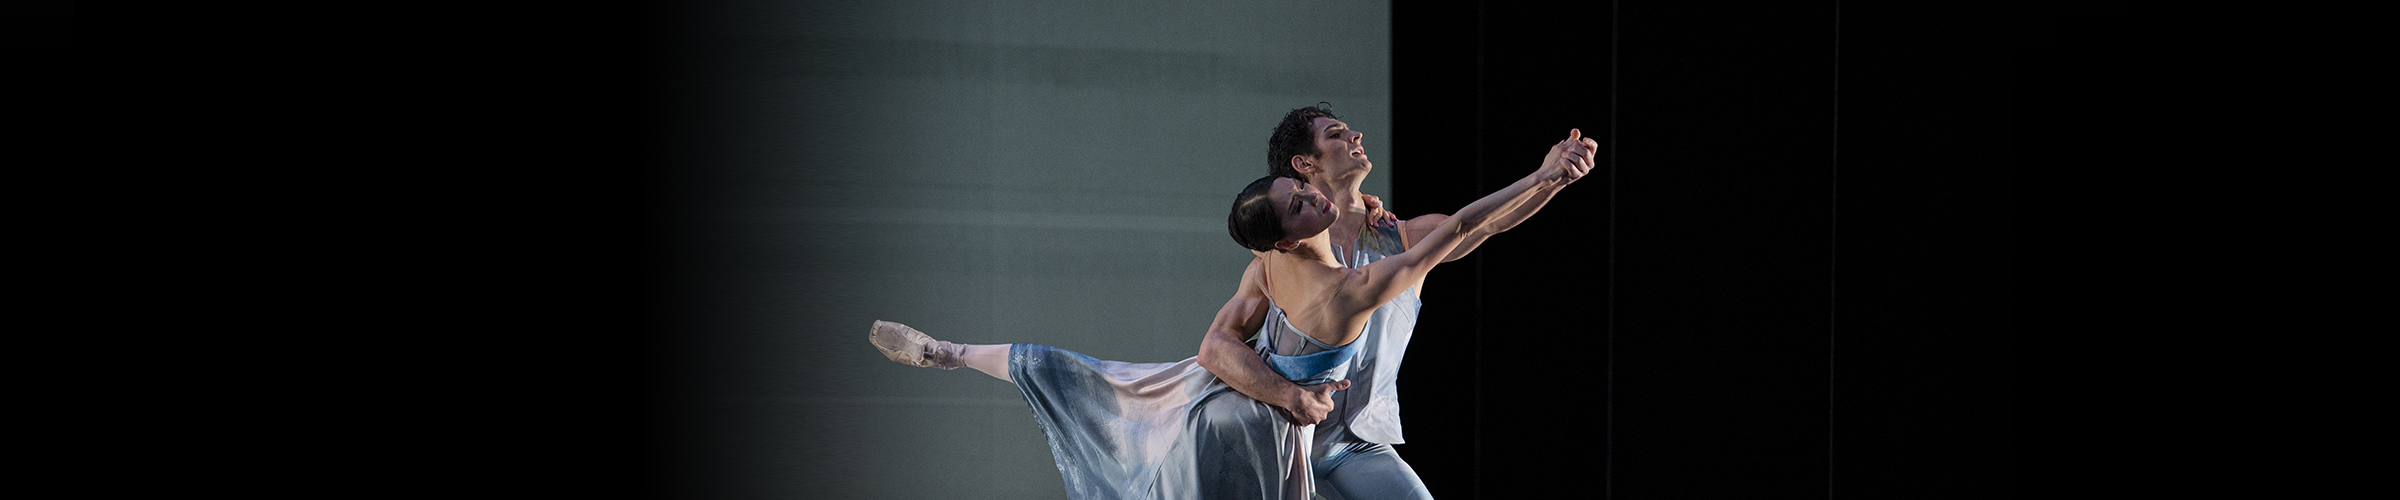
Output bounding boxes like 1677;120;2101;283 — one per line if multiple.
1361;194;1401;228
1286;379;1352;426
1538;128;1600;185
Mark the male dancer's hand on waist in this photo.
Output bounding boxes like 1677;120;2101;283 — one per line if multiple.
1285;379;1352;426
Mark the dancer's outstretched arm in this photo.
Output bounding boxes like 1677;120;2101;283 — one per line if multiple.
1197;256;1349;426
1400;129;1600;262
1342;136;1594;316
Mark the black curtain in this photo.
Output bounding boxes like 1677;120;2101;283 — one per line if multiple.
1390;1;2051;497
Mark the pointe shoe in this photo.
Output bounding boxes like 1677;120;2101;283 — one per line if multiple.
869;320;962;369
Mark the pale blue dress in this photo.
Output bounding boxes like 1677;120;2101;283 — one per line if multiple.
1298;222;1431;500
1007;223;1426;500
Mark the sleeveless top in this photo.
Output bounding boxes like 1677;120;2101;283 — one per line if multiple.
1257;302;1361;386
1252;221;1420;444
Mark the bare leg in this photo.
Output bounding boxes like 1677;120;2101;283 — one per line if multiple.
868;320;1013;383
956;343;1012;383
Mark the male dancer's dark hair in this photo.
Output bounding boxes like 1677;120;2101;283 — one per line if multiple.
1265;103;1338;180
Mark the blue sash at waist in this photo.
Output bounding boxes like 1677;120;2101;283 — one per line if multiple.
1263;340;1356;386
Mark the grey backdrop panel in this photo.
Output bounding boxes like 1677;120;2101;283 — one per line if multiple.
658;1;1391;498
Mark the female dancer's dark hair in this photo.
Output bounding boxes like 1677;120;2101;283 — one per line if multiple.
1227;175;1288;253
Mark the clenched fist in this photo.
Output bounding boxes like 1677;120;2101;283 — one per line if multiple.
1539;128;1599;185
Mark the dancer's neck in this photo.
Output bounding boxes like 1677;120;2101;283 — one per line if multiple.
1277;232;1341;266
1309;173;1372;265
1310;173;1370;213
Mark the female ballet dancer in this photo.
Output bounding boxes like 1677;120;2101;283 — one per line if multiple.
870;129;1595;499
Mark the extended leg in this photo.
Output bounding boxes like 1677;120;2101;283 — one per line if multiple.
868;320;1013;382
954;343;1011;382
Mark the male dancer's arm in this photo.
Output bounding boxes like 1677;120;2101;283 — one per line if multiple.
1400;130;1600;260
1197;257;1350;426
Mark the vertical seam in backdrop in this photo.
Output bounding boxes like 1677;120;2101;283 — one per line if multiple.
1471;0;1487;498
1827;1;1843;498
1606;1;1621;498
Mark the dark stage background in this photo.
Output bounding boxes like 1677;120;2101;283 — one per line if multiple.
373;1;2093;498
1359;2;2019;498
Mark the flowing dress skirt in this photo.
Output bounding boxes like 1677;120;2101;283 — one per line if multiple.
1009;343;1334;500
